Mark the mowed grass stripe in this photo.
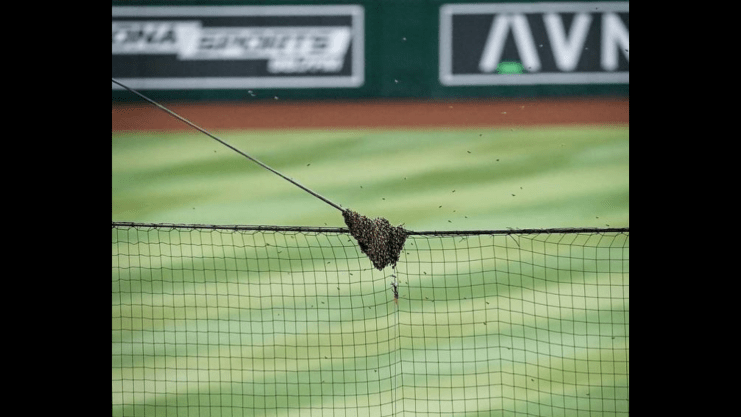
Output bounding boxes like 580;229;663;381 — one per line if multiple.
112;126;628;229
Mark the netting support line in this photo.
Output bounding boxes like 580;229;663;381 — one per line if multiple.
111;221;628;236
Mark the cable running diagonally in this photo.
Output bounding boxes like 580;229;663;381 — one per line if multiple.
112;78;344;212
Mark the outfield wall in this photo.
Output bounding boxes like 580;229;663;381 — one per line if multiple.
112;0;629;102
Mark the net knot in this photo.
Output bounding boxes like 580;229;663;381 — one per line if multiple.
342;209;408;270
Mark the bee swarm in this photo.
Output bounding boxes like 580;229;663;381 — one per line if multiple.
342;209;407;270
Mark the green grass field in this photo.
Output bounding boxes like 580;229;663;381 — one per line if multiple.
112;126;628;230
112;125;628;416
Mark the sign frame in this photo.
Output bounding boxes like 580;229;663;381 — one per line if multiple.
111;5;365;90
439;2;629;86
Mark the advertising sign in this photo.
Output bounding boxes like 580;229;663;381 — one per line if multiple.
112;5;364;90
439;2;629;86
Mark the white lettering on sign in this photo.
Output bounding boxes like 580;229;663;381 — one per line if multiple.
479;12;626;73
112;22;352;74
112;21;201;55
543;13;592;72
479;14;540;72
186;27;351;62
601;13;630;71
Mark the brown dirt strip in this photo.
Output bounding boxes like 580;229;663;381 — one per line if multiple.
112;98;628;131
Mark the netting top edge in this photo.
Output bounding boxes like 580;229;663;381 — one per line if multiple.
111;222;628;235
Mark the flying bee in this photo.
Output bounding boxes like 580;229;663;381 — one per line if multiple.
389;275;399;305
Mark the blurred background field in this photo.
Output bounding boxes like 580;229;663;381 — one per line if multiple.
112;123;629;416
111;125;628;231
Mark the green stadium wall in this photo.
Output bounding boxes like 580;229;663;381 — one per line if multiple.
112;0;629;101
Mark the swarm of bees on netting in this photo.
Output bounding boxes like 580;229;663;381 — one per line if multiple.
342;209;408;270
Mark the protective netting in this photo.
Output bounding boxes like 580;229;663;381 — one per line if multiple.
112;224;628;416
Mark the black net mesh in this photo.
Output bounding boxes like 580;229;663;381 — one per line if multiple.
112;224;628;416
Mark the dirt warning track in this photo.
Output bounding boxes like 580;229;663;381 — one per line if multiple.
112;97;628;131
